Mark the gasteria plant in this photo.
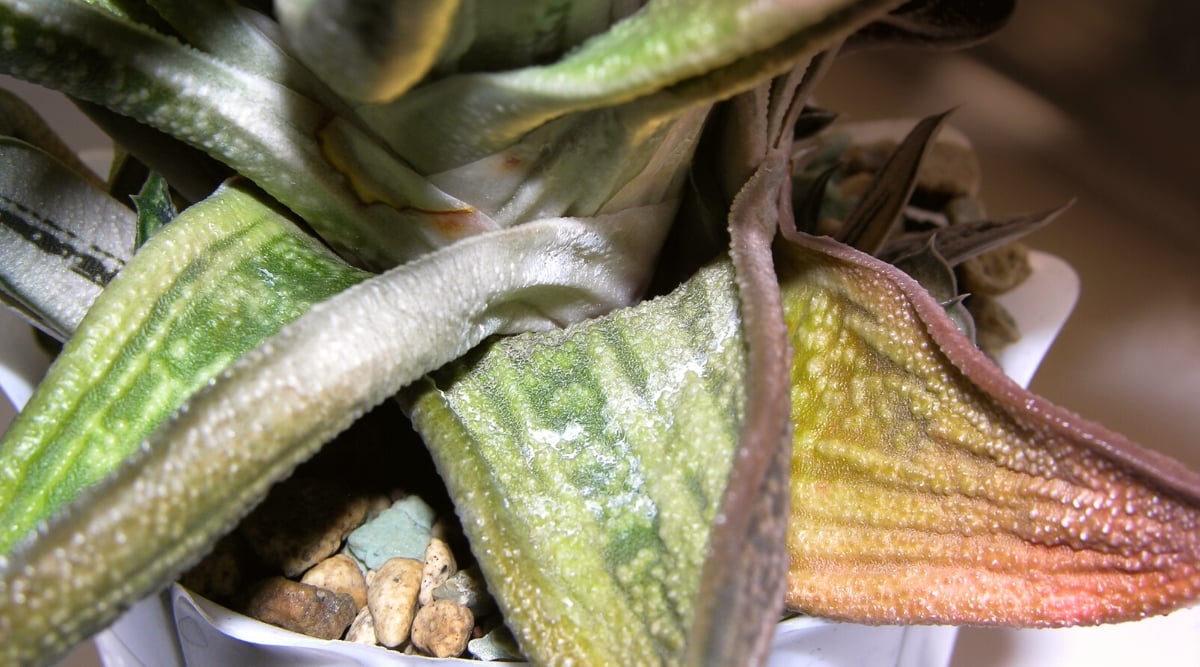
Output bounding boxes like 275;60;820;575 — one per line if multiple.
0;1;1198;666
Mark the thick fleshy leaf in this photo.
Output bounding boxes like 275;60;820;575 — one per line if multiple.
150;0;343;107
0;203;674;666
0;137;134;340
0;182;366;552
0;87;104;187
406;259;746;667
274;0;461;104
363;0;904;173
778;233;1200;626
0;0;485;268
438;0;643;73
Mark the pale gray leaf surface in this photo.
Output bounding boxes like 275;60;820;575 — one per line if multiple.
0;138;134;340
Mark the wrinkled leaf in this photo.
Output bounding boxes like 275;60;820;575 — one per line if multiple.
880;202;1071;266
778;233;1200;626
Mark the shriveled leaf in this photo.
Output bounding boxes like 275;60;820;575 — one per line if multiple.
880;202;1071;266
0;137;134;340
406;260;747;667
836;110;950;254
779;233;1200;626
0;182;367;553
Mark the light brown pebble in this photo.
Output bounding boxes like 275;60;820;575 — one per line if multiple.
241;577;357;640
419;537;457;606
344;606;377;645
301;554;368;610
411;600;474;658
368;557;424;647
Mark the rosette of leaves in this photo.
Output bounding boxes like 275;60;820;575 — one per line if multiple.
0;2;1197;667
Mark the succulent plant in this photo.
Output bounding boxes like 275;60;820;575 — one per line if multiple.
0;1;1197;666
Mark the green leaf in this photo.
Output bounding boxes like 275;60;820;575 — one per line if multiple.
0;0;482;268
363;0;904;173
0;181;367;553
274;0;462;104
0;87;105;187
149;0;338;106
131;170;176;247
0;202;676;665
0;137;134;340
407;259;746;666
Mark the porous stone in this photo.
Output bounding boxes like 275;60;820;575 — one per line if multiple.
240;476;370;577
241;577;357;640
419;537;457;606
301;553;368;610
368;557;424;648
347;495;436;570
411;600;474;658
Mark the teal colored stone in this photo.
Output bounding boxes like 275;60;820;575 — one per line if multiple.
345;495;435;569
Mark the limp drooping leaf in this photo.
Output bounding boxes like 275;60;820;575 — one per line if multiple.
0;181;367;553
0;137;134;341
0;201;676;666
406;260;747;667
777;232;1200;626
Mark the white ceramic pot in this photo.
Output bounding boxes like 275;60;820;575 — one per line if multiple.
1;252;1080;667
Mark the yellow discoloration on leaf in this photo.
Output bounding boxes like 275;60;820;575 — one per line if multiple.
778;239;1200;626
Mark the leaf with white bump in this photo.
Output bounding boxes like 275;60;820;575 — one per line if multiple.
0;181;367;553
0;137;134;341
407;259;747;667
778;232;1200;627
